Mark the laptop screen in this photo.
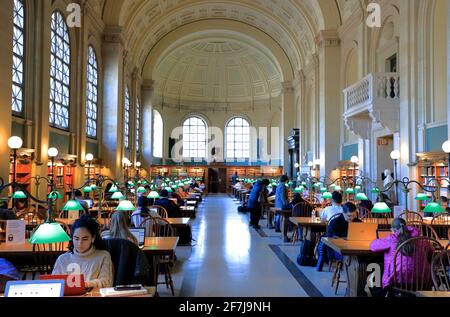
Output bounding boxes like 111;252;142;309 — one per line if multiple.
5;280;65;297
129;228;145;246
83;199;93;208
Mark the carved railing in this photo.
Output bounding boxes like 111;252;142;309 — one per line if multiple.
343;72;399;111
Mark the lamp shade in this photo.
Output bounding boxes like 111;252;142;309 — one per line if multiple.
48;147;58;158
90;184;97;190
355;193;368;201
415;193;429;201
293;186;304;193
322;192;333;199
320;187;328;193
62;200;84;211
12;191;27;199
108;184;119;193
350;156;359;164
128;181;135;187
390;150;400;160
334;185;342;191
141;180;148;185
372;202;391;213
85;153;94;161
147;191;160;199
29;222;70;244
301;181;307;186
47;191;62;199
355;185;361;192
314;182;322;188
423;202;445;213
111;191;124;200
8;136;23;149
165;187;173;193
137;186;146;194
371;188;380;194
346;188;355;194
442;140;450;153
82;186;93;193
115;200;136;211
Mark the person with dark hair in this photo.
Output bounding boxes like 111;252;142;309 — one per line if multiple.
0;209;18;220
358;198;374;213
74;189;89;214
231;171;238;185
316;202;361;271
274;175;290;233
368;217;433;296
247;179;270;229
12;198;28;219
154;189;181;217
144;185;151;196
288;193;306;209
320;191;343;222
52;215;113;289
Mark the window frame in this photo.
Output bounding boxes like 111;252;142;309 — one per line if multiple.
182;116;208;160
86;45;98;139
12;0;26;116
225;117;251;160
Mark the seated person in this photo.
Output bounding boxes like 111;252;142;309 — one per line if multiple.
368;218;433;297
12;198;28;219
268;185;276;197
74;190;89;215
52;215;113;289
154;189;181;218
131;196;151;227
0;209;18;220
316;202;361;271
0;258;21;293
358;198;374;213
177;187;188;199
171;191;184;206
320;191;343;222
289;193;307;210
102;211;138;246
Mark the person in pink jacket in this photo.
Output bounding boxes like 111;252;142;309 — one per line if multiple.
368;218;434;296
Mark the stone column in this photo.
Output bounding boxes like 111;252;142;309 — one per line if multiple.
281;81;295;176
141;80;154;170
0;0;13;186
101;27;124;180
31;0;52;199
316;30;341;177
447;0;450;139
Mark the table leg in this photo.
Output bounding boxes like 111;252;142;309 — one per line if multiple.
343;255;383;297
282;214;289;241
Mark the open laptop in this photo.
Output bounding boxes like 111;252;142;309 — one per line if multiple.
376;229;392;239
347;222;378;241
40;274;86;296
83;199;93;209
5;280;65;297
129;227;146;247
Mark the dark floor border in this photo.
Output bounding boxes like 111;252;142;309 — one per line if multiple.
269;244;324;297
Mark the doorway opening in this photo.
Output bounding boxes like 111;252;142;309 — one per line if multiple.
208;168;227;193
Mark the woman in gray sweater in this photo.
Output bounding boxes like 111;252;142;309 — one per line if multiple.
53;216;113;289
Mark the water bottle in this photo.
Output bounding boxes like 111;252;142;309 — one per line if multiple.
311;209;316;221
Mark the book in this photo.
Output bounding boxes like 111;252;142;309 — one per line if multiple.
99;286;148;297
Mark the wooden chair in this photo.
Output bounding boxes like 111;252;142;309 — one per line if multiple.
357;206;372;219
139;217;156;237
392;236;443;295
431;249;450;291
431;213;450;240
291;202;315;245
407;221;439;240
326;213;347;295
150;205;168;219
32;242;66;276
152;218;175;296
399;211;423;223
0;220;6;243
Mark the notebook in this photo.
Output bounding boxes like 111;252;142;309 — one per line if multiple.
5;280;65;297
347;222;377;241
40;274;86;296
129;227;146;246
99;286;148;297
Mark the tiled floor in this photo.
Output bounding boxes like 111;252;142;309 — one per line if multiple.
158;194;344;297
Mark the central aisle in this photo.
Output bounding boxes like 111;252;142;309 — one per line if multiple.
178;193;310;297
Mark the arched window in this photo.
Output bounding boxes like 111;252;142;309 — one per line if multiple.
136;98;140;152
49;11;71;129
182;116;207;159
124;87;130;149
86;46;98;138
226;117;250;159
12;0;25;114
153;110;163;158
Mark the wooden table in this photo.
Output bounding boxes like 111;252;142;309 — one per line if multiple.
180;206;196;218
322;237;450;297
55;217;190;228
415;291;450;297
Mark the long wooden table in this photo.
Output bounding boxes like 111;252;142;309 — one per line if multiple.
322;237;450;297
54;217;191;228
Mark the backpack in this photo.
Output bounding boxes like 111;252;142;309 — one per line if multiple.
296;240;316;266
238;205;247;213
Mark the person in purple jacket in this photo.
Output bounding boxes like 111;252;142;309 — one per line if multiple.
368;218;434;296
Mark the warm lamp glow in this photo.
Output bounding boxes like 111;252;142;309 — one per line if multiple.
308;161;313;167
136;162;141;167
29;223;70;244
85;153;94;161
350;156;359;164
48;147;58;158
8;136;23;150
442;140;450;153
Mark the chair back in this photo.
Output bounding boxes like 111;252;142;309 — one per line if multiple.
407;221;439;240
357;206;372;219
431;213;450;240
393;236;443;293
399;211;423;223
431;249;450;291
32;243;66;274
153;218;174;237
292;202;314;217
150;205;168;219
0;220;6;243
130;212;150;228
103;238;154;286
139;217;156;237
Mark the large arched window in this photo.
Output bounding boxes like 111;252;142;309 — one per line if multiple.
49;11;71;129
12;0;25;114
136;98;140;152
226;117;250;159
86;46;98;138
182;116;207;159
124;87;130;149
153;110;163;158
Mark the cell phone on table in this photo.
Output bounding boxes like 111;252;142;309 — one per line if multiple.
113;284;142;291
